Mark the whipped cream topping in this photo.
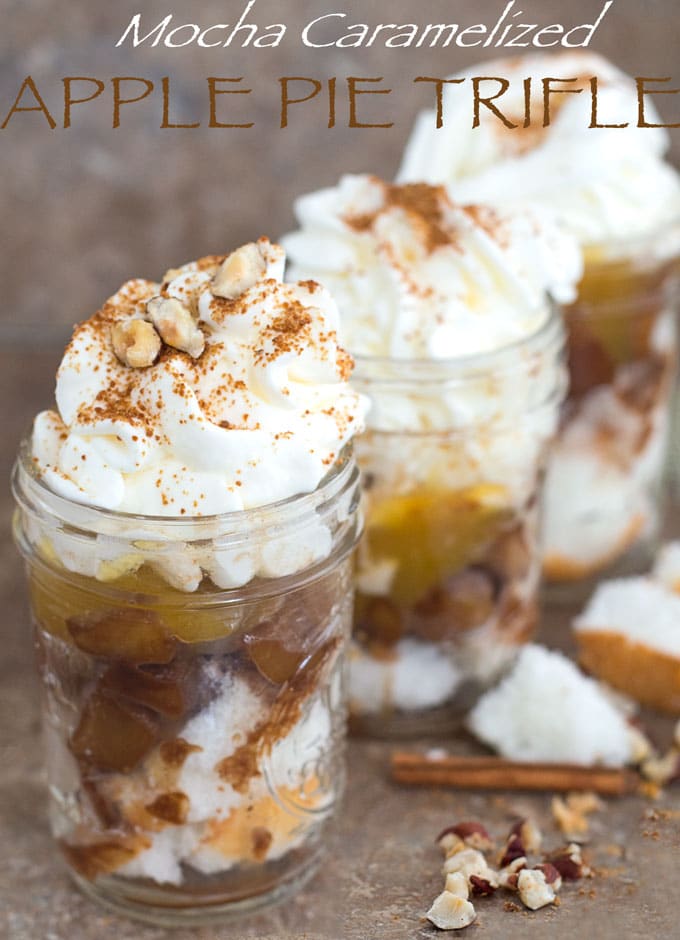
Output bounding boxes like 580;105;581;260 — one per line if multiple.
32;239;364;515
283;175;581;359
398;52;680;248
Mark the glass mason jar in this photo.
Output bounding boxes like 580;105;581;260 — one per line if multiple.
347;307;566;737
543;224;680;594
12;443;361;927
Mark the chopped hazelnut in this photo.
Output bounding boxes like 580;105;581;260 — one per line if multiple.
509;817;542;855
498;856;528;891
111;319;161;369
212;242;266;299
517;868;556;910
534;863;562;891
469;875;497;897
437;822;493;855
546;843;589;881
551;791;603;838
443;848;499;887
436;829;466;858
146;296;205;359
444;872;469;899
641;748;680;786
628;725;654;764
498;833;526;867
449;821;494;853
426;891;477;931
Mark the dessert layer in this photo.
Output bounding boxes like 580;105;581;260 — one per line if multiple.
398;52;680;249
283;176;580;360
32;239;364;516
467;645;635;766
575;578;680;659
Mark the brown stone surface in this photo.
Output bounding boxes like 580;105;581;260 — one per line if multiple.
2;346;680;938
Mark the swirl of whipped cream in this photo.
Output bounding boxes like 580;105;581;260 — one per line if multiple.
32;238;364;515
398;52;680;247
283;174;581;359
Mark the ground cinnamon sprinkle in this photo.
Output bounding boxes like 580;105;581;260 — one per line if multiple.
159;738;203;768
385;183;453;252
216;639;340;792
344;179;462;254
251;826;273;861
463;204;506;243
298;279;321;294
270;303;313;336
78;383;152;430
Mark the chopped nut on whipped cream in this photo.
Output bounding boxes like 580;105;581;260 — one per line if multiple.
111;318;161;368
146;295;205;359
212;241;266;299
31;237;365;530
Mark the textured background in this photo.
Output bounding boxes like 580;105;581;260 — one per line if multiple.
1;0;679;342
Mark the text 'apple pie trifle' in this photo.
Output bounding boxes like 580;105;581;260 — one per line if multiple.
12;239;365;925
399;51;680;589
284;176;581;735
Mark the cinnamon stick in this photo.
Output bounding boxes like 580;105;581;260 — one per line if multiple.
390;752;638;796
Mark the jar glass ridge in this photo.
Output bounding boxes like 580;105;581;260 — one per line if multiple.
348;305;565;737
12;443;361;926
543;219;680;595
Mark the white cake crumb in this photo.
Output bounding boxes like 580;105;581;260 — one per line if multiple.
575;577;680;659
119;824;205;885
467;645;634;766
174;670;266;823
543;383;664;572
348;638;461;714
104;666;336;885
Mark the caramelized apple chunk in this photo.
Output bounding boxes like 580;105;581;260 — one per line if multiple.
364;485;511;607
145;791;190;825
413;566;499;641
67;608;176;664
71;692;160;773
243;636;305;685
60;835;150;880
487;526;532;582
99;660;196;718
241;589;336;684
354;596;404;646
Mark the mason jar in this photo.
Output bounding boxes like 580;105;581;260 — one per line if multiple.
543;225;680;594
12;443;361;926
347;307;566;737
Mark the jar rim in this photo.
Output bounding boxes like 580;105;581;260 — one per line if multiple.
581;212;680;261
350;298;563;383
12;438;358;538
